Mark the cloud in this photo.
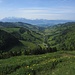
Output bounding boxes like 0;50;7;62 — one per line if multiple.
16;7;75;15
0;7;75;20
17;8;43;14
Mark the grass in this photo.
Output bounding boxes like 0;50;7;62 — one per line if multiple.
0;51;75;75
20;40;37;50
1;28;20;33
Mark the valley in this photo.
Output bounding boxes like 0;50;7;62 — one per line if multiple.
0;22;75;75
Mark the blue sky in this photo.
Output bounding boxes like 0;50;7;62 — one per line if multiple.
0;0;75;20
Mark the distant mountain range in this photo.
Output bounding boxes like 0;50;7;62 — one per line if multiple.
0;17;74;26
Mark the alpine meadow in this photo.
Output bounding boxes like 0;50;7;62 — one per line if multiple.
0;0;75;75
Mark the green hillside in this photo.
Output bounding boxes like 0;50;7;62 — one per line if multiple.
0;29;22;52
0;22;43;32
0;22;75;53
44;22;75;50
0;25;44;50
0;22;75;54
0;22;57;59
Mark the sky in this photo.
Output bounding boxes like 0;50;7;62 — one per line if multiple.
0;0;75;20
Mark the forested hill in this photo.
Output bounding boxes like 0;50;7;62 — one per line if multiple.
44;22;75;50
0;22;75;58
0;22;57;58
0;29;21;51
0;22;45;32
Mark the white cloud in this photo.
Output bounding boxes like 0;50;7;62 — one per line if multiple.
16;7;75;14
17;8;43;14
0;7;75;20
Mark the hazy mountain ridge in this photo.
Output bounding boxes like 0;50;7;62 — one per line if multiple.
0;17;74;26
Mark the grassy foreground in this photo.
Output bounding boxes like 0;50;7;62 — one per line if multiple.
0;51;75;75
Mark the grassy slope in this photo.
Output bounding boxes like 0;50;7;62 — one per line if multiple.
0;51;75;75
